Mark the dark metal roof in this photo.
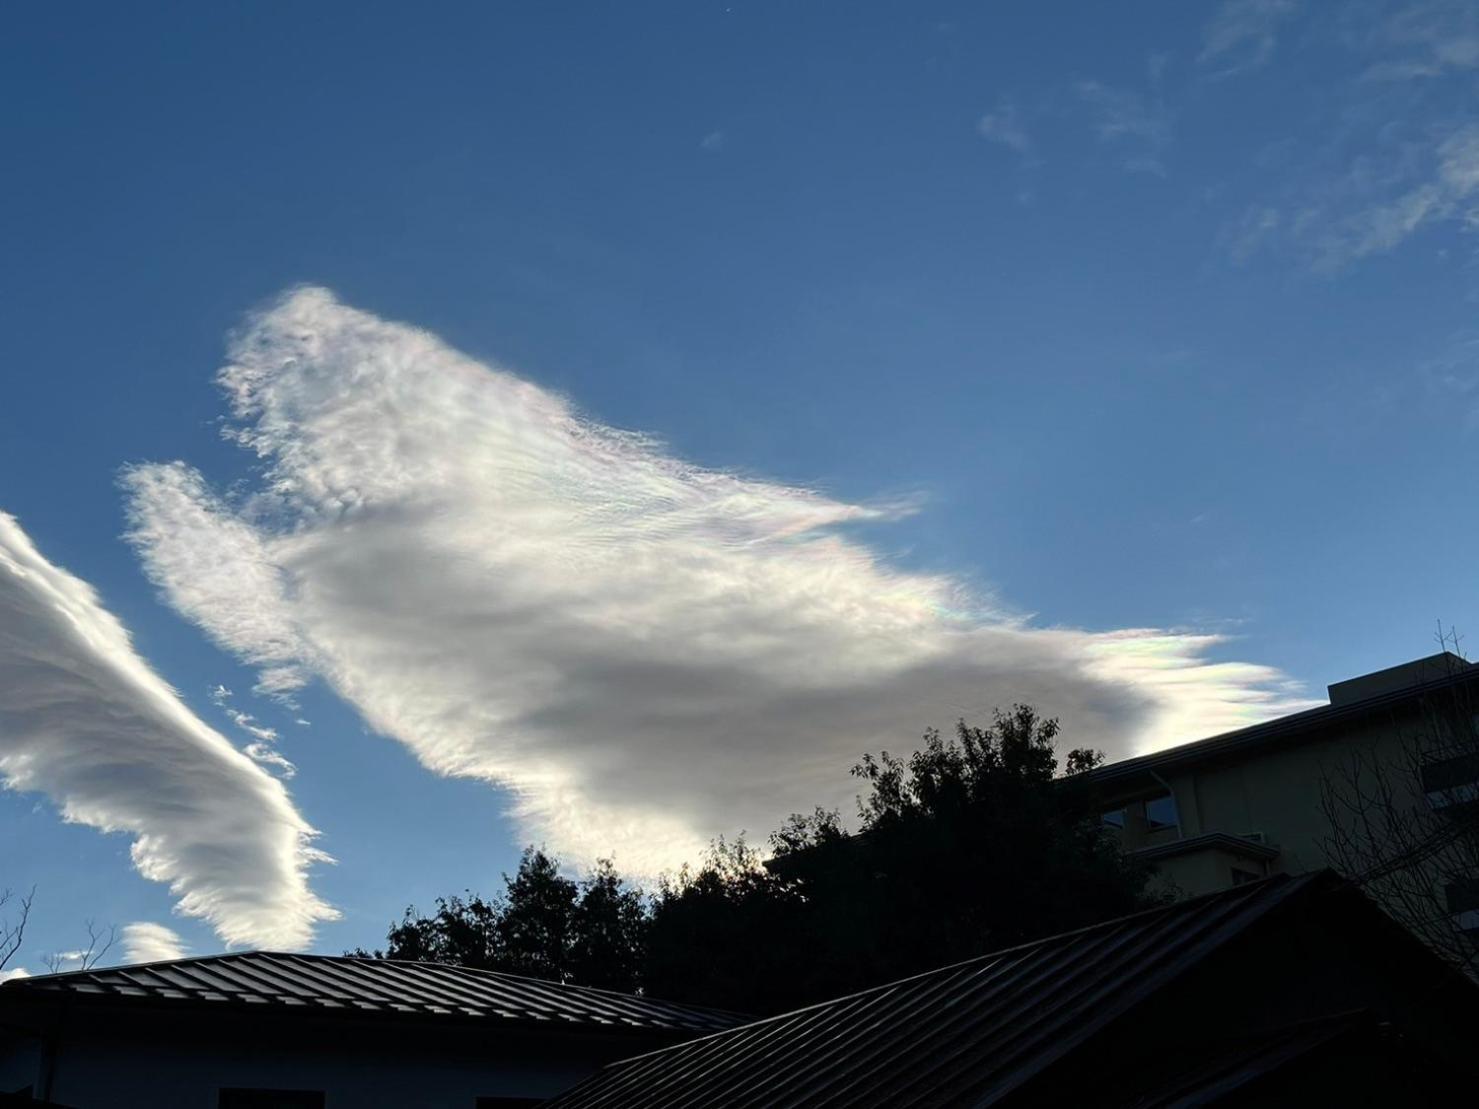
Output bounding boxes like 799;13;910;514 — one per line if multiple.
544;872;1338;1109
1123;1012;1372;1109
0;951;747;1036
1086;659;1479;794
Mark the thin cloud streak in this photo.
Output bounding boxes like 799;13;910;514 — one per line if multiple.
1309;123;1479;270
977;98;1032;156
0;513;335;947
1361;0;1479;81
1075;81;1171;175
1201;0;1300;75
1210;5;1479;272
124;288;1314;874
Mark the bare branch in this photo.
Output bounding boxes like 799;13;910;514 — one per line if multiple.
39;917;121;976
1319;635;1479;976
77;919;117;971
0;886;36;972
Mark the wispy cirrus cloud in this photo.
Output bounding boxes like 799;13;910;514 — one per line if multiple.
1212;2;1479;273
1359;0;1479;81
122;921;188;964
977;97;1033;157
209;684;297;779
1075;80;1172;175
1201;0;1300;76
1416;331;1479;428
123;289;1312;874
1218;205;1284;264
1300;123;1479;271
0;513;335;948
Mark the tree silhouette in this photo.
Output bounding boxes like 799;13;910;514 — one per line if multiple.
361;705;1159;1013
494;846;579;981
642;706;1155;1012
363;847;647;989
642;836;805;1011
570;858;647;992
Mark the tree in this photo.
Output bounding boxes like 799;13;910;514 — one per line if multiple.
1;891;119;977
642;836;805;1012
0;887;34;974
364;848;648;989
40;919;117;975
373;892;502;968
643;706;1159;1013
570;859;648;992
362;704;1158;1013
494;847;579;981
1320;631;1479;976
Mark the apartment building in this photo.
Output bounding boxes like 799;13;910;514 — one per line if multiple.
1090;652;1479;904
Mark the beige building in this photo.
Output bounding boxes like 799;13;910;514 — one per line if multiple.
1089;652;1479;905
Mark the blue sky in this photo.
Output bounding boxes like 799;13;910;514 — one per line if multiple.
2;1;1478;969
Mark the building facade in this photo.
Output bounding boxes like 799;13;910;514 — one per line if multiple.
1089;652;1479;916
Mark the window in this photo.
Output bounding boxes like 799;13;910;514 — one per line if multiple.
475;1099;545;1108
1445;878;1479;934
1421;751;1479;811
1230;867;1262;886
218;1091;325;1109
1144;793;1179;832
1101;807;1126;829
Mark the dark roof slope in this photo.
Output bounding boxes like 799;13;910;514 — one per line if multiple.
544;873;1340;1109
0;951;746;1036
1123;1012;1391;1109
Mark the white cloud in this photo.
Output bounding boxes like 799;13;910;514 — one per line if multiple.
227;709;278;743
1417;333;1479;428
1220;205;1283;264
1201;0;1300;75
121;463;309;699
977;98;1032;155
1211;4;1479;273
1309;124;1479;270
1362;1;1479;81
0;513;335;947
224;708;296;779
243;741;297;779
123;288;1313;875
0;967;29;983
122;922;188;964
1075;81;1171;175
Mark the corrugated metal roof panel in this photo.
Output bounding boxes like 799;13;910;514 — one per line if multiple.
0;951;748;1036
544;873;1335;1109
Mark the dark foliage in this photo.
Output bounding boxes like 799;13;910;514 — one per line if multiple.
643;706;1157;1012
360;705;1160;1013
354;847;647;992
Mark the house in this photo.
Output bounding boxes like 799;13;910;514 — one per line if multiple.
0;951;747;1108
544;871;1479;1107
1088;651;1479;898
